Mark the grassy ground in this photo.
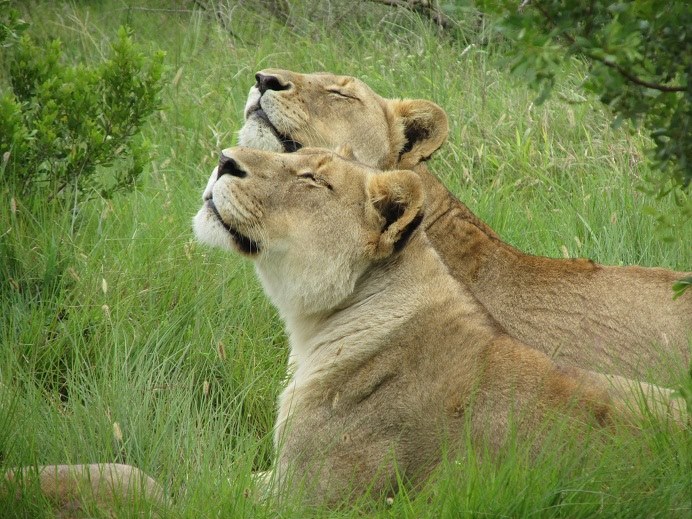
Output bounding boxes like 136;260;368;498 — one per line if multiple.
1;1;690;517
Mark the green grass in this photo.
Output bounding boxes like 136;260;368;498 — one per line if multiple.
1;1;690;517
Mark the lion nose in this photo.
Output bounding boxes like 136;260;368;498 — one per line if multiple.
255;72;290;94
218;153;247;179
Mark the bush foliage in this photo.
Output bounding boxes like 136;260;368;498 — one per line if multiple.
480;0;690;197
0;19;164;203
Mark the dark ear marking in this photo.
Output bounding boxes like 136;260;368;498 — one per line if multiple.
373;197;423;253
400;122;431;157
376;198;406;231
367;170;424;258
393;211;423;252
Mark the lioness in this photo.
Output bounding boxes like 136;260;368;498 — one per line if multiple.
193;147;677;506
237;69;691;383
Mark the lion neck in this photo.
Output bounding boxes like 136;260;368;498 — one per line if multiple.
279;232;452;381
255;246;371;326
411;162;500;238
410;162;525;282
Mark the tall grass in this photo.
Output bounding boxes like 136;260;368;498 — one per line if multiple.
1;1;689;517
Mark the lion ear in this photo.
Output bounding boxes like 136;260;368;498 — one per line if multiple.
366;170;425;258
390;99;449;169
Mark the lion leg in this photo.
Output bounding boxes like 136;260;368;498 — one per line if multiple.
4;463;167;516
251;469;272;495
585;372;687;424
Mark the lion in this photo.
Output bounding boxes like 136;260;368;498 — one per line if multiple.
193;146;681;506
237;69;691;384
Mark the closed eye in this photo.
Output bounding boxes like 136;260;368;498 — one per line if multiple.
298;172;333;190
326;88;359;101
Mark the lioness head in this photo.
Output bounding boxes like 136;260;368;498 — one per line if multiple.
238;69;449;170
193;147;424;315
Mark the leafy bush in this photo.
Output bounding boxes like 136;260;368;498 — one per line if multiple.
0;0;28;47
0;25;164;203
481;0;690;195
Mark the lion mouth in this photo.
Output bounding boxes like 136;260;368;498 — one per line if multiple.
248;106;303;153
207;200;261;255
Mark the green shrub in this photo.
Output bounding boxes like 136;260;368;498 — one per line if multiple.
481;0;690;193
0;25;164;203
0;0;27;48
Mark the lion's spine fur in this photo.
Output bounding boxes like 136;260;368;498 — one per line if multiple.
413;162;691;381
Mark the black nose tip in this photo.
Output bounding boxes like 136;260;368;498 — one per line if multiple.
255;73;290;94
218;154;247;178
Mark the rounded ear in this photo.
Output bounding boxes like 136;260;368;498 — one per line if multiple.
390;99;449;169
366;170;425;258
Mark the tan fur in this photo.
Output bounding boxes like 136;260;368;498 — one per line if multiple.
3;463;166;517
194;147;682;506
237;68;691;384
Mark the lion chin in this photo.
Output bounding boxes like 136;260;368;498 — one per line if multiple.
238;115;285;152
239;88;303;153
193;202;259;256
